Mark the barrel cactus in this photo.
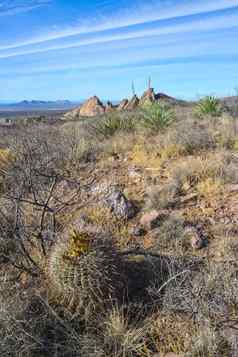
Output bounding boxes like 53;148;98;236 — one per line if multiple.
48;230;122;314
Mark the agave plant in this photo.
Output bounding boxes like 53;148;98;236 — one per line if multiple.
195;96;221;118
141;103;175;131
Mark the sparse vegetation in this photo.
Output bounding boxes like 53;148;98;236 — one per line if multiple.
141;102;175;131
89;113;137;138
195;95;222;118
1;95;238;356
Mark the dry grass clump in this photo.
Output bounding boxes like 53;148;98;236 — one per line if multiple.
0;281;84;357
197;177;224;200
163;260;238;322
186;326;231;357
167;151;237;198
150;214;189;254
61;121;101;170
163;119;215;155
215;116;238;150
99;132;136;159
0;148;14;193
146;182;179;210
149;312;197;354
98;305;150;357
130;142;162;171
0;148;14;169
82;206;131;247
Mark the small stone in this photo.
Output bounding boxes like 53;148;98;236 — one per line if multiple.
185;226;204;250
140;210;167;230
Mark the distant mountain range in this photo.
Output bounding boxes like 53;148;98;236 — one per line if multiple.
0;100;81;111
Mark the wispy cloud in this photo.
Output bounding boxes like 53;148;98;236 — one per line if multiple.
1;0;238;49
1;7;238;59
0;0;51;16
1;54;238;78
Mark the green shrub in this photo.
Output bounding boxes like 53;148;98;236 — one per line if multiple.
90;114;136;138
195;96;221;118
141;103;175;132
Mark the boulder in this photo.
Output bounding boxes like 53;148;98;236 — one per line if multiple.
104;187;136;220
79;96;105;117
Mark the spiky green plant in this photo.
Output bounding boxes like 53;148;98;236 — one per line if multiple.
48;231;122;315
90;114;135;138
141;103;175;131
195;96;221;118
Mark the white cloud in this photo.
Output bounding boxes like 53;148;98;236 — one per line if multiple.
0;0;51;17
0;8;238;59
0;0;238;49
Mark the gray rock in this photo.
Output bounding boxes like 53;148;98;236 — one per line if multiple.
104;188;136;220
185;226;204;250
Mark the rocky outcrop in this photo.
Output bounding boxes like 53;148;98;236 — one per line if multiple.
139;88;156;106
63;96;105;119
117;98;129;111
63;89;181;120
125;95;139;111
105;101;116;113
79;96;105;117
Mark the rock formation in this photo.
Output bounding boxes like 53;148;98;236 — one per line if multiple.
63;88;181;120
79;96;105;117
125;95;139;111
105;101;115;113
117;98;129;111
139;88;156;106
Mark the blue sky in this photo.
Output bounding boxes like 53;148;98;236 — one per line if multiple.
1;0;238;101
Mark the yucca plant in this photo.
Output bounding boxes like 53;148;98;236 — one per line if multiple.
90;114;136;138
195;96;221;118
141;103;175;132
48;230;123;316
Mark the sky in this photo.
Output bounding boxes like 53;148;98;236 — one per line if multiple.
1;0;238;101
